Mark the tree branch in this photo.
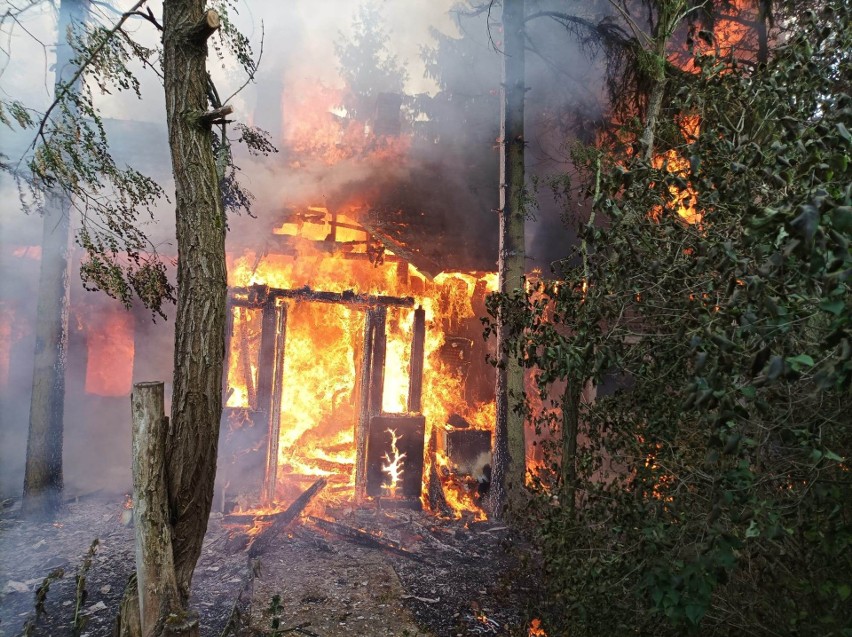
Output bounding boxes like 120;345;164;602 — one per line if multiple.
188;9;220;44
27;0;150;151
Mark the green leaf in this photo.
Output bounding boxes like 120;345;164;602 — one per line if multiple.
839;584;851;602
819;299;846;315
786;354;815;370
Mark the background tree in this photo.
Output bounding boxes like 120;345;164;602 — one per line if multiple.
490;0;528;518
334;2;408;122
18;0;90;519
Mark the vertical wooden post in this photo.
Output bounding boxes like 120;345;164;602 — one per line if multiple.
130;381;183;636
221;298;235;402
407;307;426;413
256;295;278;505
369;306;388;414
263;303;288;504
355;310;376;502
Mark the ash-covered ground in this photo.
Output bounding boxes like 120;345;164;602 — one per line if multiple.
0;495;545;637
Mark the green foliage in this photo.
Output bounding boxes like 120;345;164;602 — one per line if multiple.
490;3;852;635
3;3;273;317
71;538;99;637
334;2;408;121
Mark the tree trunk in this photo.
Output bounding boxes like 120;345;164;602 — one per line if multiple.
490;0;527;519
162;0;227;608
22;0;90;519
130;382;184;636
561;379;582;514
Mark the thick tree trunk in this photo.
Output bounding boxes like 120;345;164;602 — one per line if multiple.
22;0;90;519
490;0;527;519
162;0;227;608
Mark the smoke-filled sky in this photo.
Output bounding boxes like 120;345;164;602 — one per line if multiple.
0;0;606;495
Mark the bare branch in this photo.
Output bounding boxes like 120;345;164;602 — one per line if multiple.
222;20;264;106
27;0;149;151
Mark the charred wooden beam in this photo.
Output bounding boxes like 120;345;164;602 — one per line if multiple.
308;516;424;562
264;304;288;504
426;429;451;516
369;306;387;416
355;310;376;503
360;215;442;279
248;478;327;558
238;308;257;409
256;299;278;505
230;286;414;309
407;307;426;413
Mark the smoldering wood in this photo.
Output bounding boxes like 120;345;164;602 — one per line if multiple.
248;477;327;558
129;382;183;637
407;307;426;413
426;429;451;516
231;285;415;309
308;516;424;562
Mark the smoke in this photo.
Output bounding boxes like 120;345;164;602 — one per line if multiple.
0;0;610;497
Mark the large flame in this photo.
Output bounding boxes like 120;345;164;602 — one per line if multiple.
225;207;497;517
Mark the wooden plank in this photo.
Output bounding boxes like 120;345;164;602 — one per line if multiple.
308;516;424;562
369;305;387;415
355;310;375;503
263;303;288;504
257;299;278;505
248;478;327;558
407;307;426;413
230;287;414;309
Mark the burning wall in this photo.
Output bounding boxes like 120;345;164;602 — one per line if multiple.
218;209;498;517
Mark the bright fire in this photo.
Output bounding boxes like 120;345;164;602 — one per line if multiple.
224;206;497;517
381;428;406;497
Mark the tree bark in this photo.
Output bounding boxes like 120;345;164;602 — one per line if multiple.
490;0;527;520
162;0;227;608
130;383;185;637
22;0;90;519
561;379;582;514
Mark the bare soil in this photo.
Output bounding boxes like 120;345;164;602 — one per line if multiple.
0;496;545;637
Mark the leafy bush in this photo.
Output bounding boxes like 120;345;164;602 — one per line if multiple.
492;4;851;635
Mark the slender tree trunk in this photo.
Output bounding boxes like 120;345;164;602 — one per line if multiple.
22;0;90;519
561;379;582;514
162;0;227;607
490;0;527;519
